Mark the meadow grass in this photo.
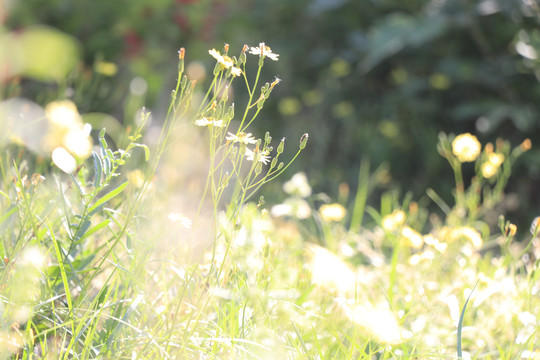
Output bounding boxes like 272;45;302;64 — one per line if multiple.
0;43;539;359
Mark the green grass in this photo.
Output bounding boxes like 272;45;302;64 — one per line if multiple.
0;44;539;359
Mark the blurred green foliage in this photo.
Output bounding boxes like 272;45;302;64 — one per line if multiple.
4;0;540;229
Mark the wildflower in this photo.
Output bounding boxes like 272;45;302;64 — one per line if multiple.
20;246;46;268
401;226;424;248
423;234;447;253
226;131;258;144
450;226;483;248
338;300;404;344
208;48;242;76
127;169;145;188
452;133;481;163
270;76;282;89
52;147;77;174
209;48;234;67
382;210;406;232
319;203;346;222
306;244;356;295
168;213;192;229
249;42;279;61
481;162;497;178
283;172;312;198
271;198;311;219
44;100;93;159
230;66;242;77
488;152;504;166
245;148;271;165
194;117;225;128
408;249;435;265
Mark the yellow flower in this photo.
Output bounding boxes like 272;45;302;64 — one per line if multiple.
481;152;505;178
319;203;346;222
488;152;504;166
481;162;498;178
382;210;406;232
401;226;423;248
423;234;447;253
452;133;481;163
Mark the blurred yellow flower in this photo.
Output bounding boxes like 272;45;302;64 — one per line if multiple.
401;226;424;248
382;210;406;232
95;61;118;76
408;249;435;265
481;162;497;178
450;226;483;249
127;169;145;188
423;234;447;253
452;133;481;163
488;152;504;166
319;203;346;222
44;100;92;159
481;153;505;178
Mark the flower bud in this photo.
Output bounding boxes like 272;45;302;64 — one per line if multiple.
178;48;185;74
277;137;285;154
299;133;309;149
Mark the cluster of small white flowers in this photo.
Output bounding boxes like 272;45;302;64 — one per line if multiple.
194;117;225;128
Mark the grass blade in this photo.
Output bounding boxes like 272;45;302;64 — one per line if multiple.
457;281;478;359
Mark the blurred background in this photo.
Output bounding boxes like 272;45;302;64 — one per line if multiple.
2;0;540;230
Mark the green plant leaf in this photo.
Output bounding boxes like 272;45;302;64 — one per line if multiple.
87;182;128;215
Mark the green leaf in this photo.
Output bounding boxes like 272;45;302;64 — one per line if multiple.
92;151;102;187
87;182;128;215
362;13;448;72
73;219;92;242
457;281;478;359
133;143;150;161
80;219;111;241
